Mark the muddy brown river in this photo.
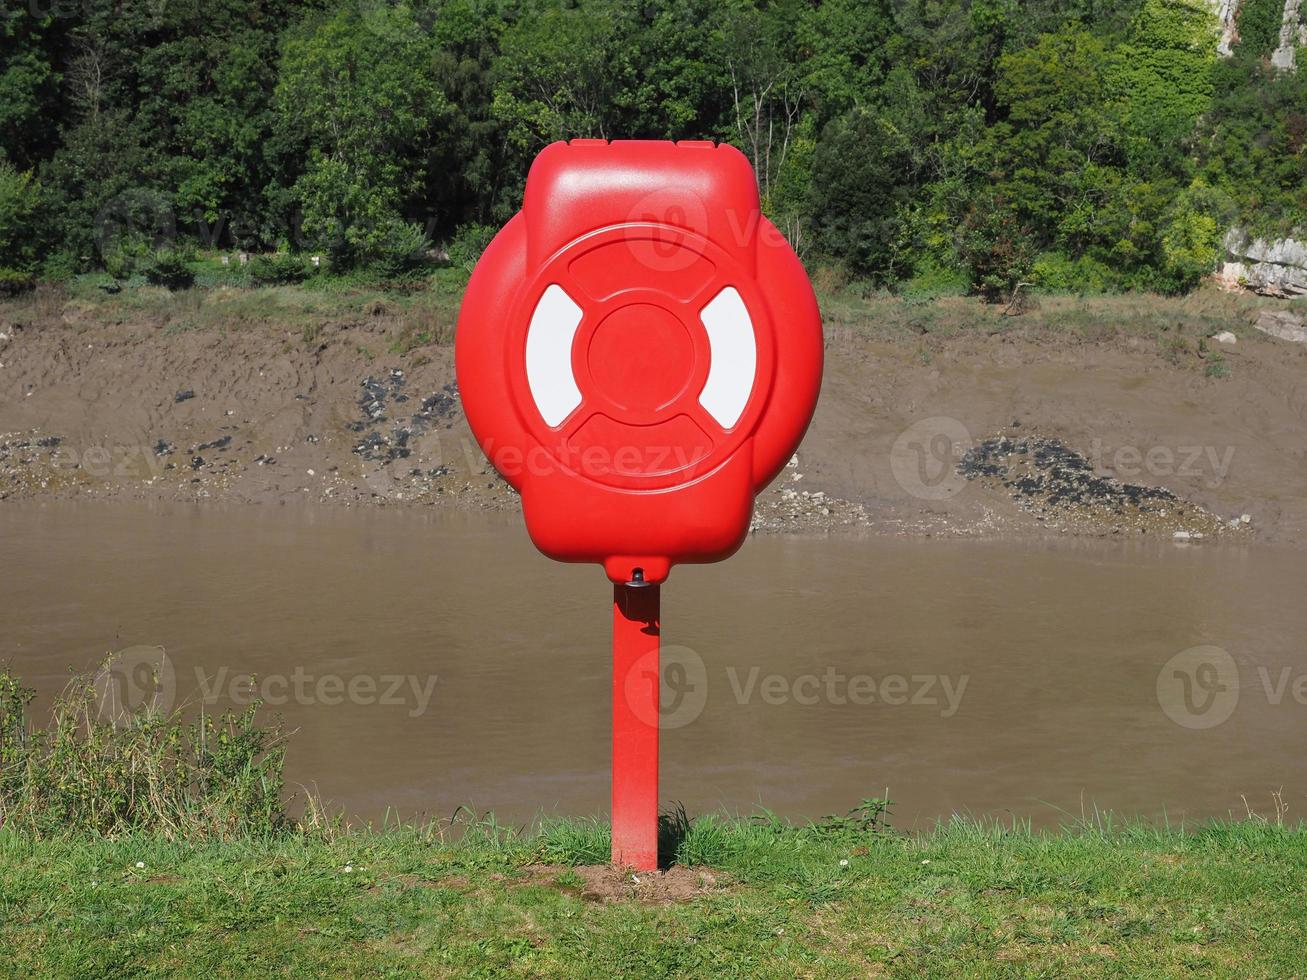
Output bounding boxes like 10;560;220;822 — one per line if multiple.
3;502;1304;829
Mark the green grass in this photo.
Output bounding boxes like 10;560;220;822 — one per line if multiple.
3;669;1306;974
4;657;1305;975
814;284;1275;348
3;270;1276;366
1;816;1304;977
0;267;463;341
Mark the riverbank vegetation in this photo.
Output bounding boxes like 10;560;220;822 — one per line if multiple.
3;265;1299;378
3;666;1306;975
2;0;1305;299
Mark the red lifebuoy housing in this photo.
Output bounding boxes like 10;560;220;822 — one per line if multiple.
456;139;823;584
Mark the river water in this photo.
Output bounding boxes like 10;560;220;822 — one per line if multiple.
3;502;1304;829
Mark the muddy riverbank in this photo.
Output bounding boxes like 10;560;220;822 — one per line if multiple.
1;286;1305;545
3;285;1306;828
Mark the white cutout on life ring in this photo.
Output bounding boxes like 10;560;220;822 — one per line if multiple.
525;284;584;427
697;287;755;429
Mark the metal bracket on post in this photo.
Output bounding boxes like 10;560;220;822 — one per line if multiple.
611;581;660;871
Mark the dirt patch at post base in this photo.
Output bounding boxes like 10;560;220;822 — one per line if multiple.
522;864;731;904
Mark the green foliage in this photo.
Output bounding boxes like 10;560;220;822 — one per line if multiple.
0;12;60;169
368;221;431;280
140;251;195;290
274;4;447;268
0;0;1300;295
492;2;621;149
1160;187;1225;291
248;252;310;286
0;268;35;297
1232;0;1286;54
809;107;912;282
0;162;42;273
1200;26;1307;237
1111;0;1216;175
1031;252;1117;292
900;261;971;298
446;221;498;271
0;665;289;839
958;190;1038;300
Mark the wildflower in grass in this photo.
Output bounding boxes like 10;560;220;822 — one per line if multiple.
839;859;849;867
343;865;353;873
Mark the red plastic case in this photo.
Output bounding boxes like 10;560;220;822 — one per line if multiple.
456;139;823;583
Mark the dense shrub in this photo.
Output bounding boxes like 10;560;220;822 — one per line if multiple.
140;250;195;290
367;220;431;279
0;665;290;838
248;252;309;286
1031;253;1117;293
0;163;42;273
0;268;36;296
445;222;498;271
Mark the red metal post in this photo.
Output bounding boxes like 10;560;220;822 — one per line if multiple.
611;583;660;870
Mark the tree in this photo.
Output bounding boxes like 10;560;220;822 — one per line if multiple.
492;1;623;150
274;4;449;265
809;107;914;279
0;162;43;272
0;10;61;169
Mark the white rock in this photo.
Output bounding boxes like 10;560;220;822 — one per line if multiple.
1240;513;1252;524
1271;0;1305;71
1212;331;1237;344
1173;530;1192;540
1224;230;1307;297
1212;0;1240;55
1255;309;1307;343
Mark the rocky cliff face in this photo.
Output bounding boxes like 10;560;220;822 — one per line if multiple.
1222;230;1307;296
1212;0;1305;69
1214;0;1304;290
1271;0;1307;69
1212;0;1240;55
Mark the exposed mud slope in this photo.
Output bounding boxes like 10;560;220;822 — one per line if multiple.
800;327;1307;544
1;302;1304;545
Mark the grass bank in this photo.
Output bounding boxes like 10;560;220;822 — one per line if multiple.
3;667;1306;976
2;817;1305;976
6;270;1303;354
